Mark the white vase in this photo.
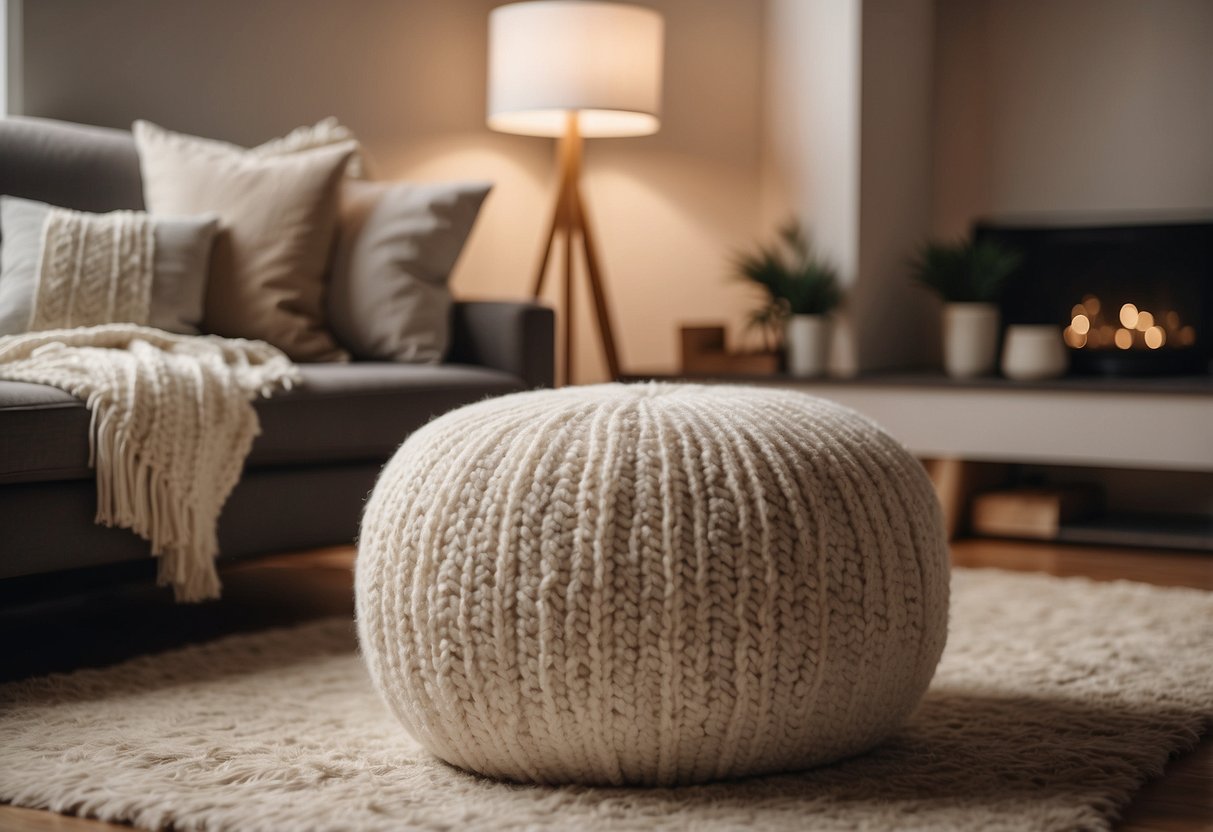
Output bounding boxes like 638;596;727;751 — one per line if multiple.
785;314;832;377
1002;325;1068;380
942;303;999;378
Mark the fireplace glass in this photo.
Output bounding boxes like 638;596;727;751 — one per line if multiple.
975;219;1212;376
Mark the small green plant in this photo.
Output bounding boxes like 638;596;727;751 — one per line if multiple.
908;238;1022;303
733;219;841;349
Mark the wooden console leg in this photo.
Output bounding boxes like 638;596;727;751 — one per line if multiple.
922;458;1010;540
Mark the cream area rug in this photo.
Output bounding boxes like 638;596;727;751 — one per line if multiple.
1;569;1210;832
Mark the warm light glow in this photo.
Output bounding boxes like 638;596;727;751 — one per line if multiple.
487;1;664;138
1065;294;1194;352
488;109;659;137
1063;326;1087;348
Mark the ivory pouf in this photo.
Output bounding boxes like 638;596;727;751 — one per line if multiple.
356;383;950;786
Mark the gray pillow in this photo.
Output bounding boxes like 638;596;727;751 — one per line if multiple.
0;195;217;336
327;180;491;363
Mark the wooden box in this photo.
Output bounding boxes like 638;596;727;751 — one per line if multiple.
680;325;780;376
971;485;1102;540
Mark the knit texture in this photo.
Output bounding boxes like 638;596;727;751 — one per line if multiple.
0;325;298;600
30;206;155;330
356;383;951;786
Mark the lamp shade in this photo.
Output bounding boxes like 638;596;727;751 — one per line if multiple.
488;1;663;138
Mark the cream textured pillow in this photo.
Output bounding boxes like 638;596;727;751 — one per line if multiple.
0;195;217;336
328;180;490;362
132;121;355;362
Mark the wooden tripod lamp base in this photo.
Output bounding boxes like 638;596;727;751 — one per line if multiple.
531;113;622;385
487;0;663;385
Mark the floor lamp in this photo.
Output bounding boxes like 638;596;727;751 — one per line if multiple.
488;0;664;384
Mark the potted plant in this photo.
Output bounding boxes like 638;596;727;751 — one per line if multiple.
734;219;842;377
909;238;1021;378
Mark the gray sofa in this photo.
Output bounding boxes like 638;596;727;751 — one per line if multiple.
0;116;554;581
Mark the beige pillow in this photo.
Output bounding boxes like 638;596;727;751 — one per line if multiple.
132;120;355;362
249;117;369;178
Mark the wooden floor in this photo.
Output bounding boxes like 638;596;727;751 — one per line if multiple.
0;540;1209;831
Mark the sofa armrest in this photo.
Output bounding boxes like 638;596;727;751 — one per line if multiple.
448;301;555;389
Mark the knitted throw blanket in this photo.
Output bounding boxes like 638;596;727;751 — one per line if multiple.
30;208;155;330
0;325;299;601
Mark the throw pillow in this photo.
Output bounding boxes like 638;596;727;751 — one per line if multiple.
328;180;491;363
0;195;217;336
248;117;369;178
132;120;355;362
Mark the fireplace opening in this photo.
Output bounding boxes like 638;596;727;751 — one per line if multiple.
975;218;1212;377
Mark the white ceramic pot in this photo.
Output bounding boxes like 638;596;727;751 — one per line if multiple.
1002;325;1068;381
942;303;1000;378
785;314;832;377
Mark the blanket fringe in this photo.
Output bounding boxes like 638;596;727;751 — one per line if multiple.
92;411;223;602
0;325;298;601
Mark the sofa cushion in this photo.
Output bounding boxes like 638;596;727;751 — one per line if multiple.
252;363;524;465
0;363;524;485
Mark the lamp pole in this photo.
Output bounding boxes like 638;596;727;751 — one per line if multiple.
530;112;622;385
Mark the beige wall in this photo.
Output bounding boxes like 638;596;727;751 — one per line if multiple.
761;0;861;278
763;0;938;374
855;0;938;371
16;0;765;381
761;0;862;373
933;0;1213;236
0;0;7;115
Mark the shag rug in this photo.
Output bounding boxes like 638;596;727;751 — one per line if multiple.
1;569;1210;832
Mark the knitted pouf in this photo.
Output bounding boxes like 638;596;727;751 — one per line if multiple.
356;383;949;786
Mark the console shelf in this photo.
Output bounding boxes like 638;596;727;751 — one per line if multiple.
624;371;1213;472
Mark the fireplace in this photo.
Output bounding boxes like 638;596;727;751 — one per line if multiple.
975;218;1212;376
